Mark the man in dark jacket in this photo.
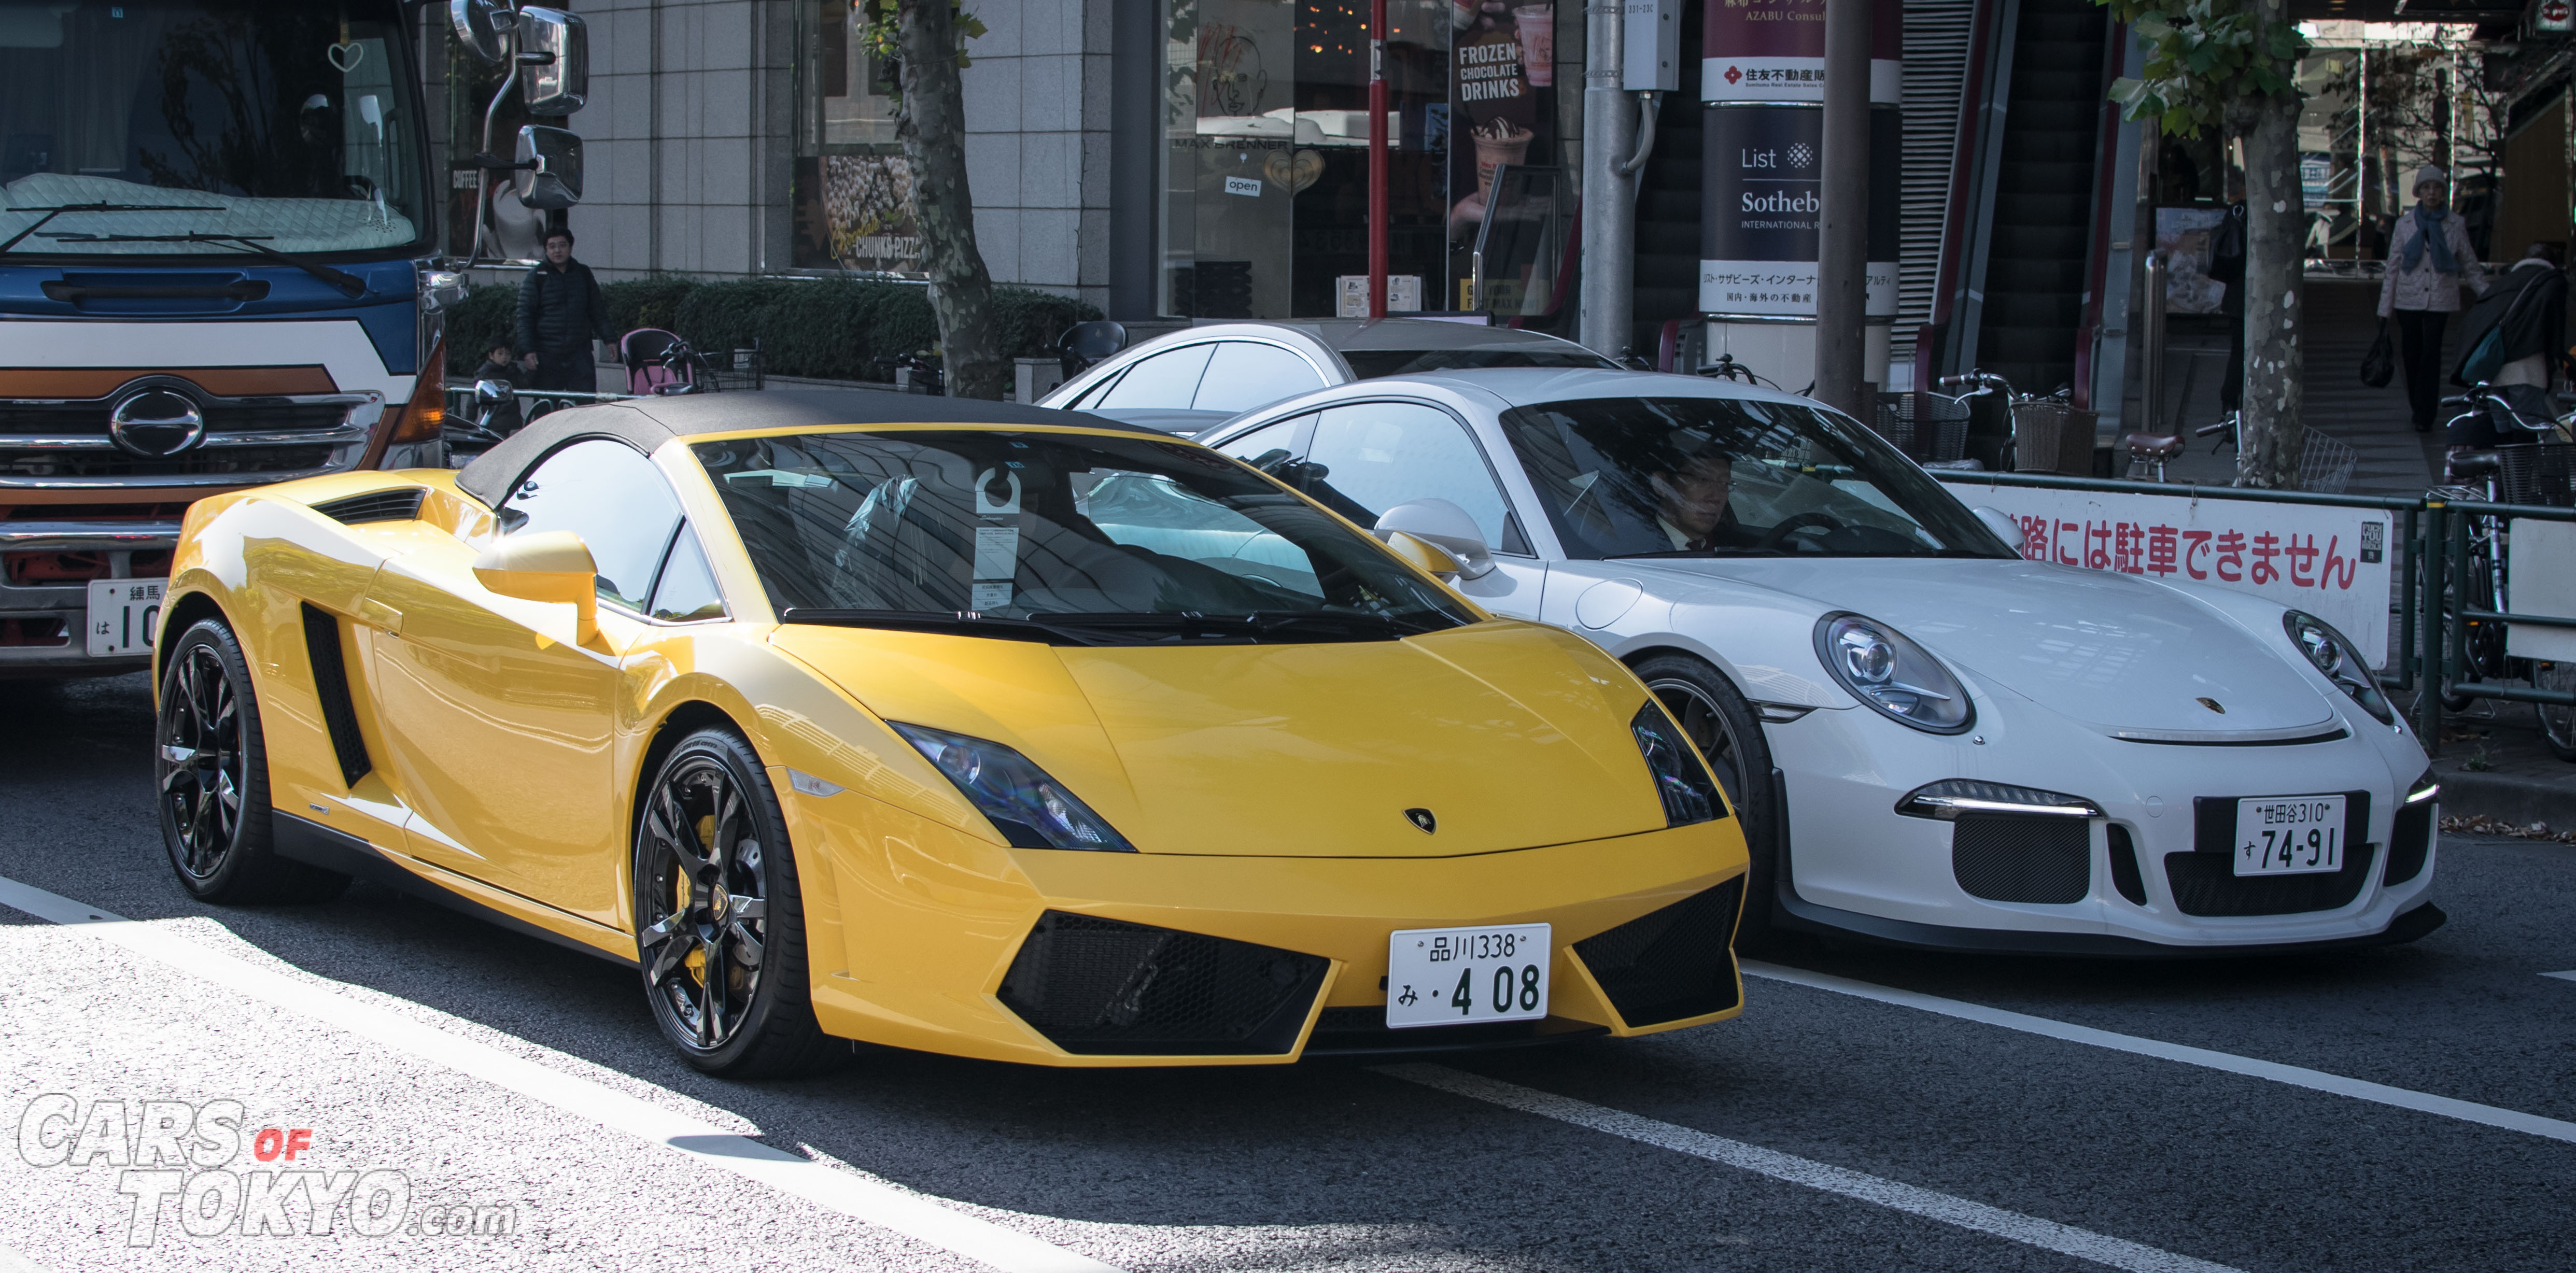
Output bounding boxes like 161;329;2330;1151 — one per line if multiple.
516;229;610;393
2454;242;2567;391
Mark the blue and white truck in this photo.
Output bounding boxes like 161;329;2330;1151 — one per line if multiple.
0;0;584;674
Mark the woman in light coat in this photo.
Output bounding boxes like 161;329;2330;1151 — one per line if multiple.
2378;167;2488;431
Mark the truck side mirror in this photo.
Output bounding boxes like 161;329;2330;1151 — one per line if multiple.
515;126;583;210
449;0;511;64
516;8;589;115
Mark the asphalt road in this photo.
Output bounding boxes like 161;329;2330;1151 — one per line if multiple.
2;673;2570;1272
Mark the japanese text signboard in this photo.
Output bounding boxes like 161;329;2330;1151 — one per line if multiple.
1948;485;2397;667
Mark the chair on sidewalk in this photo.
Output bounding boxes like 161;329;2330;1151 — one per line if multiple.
619;328;701;395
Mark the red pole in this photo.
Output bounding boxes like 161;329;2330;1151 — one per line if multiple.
1367;0;1389;319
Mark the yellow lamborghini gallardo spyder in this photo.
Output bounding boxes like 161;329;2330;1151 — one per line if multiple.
153;392;1748;1073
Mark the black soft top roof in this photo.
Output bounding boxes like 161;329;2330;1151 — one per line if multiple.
453;389;1155;507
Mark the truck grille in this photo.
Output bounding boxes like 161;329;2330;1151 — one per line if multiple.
0;385;379;488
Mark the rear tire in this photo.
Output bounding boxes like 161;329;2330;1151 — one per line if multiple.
634;728;838;1077
1631;654;1781;951
155;619;348;905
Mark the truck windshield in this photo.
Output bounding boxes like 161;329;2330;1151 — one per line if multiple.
0;0;426;257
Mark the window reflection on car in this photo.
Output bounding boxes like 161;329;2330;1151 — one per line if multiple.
691;430;1475;643
1496;397;2017;560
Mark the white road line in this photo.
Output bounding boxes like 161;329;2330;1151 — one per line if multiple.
1744;960;2576;1146
0;1243;53;1273
0;874;1119;1273
1381;1064;2242;1273
2543;971;2576;983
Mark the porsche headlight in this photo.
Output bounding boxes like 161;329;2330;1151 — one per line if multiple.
2283;611;2394;726
1813;613;1974;733
889;723;1136;852
1631;701;1726;827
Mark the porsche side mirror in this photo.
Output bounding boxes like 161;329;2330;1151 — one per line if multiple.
1373;498;1495;579
473;530;599;643
1382;531;1462;582
515;125;584;210
1970;506;2026;554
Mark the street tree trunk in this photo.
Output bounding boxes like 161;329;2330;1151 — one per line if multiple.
2231;25;2303;487
895;1;1004;400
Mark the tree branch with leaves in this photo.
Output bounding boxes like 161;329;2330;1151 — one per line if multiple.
2101;0;2311;488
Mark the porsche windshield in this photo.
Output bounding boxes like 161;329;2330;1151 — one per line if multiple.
693;430;1477;642
0;0;427;257
1497;396;2017;560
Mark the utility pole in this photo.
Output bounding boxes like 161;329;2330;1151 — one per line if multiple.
1812;0;1870;414
1579;0;1633;359
1367;0;1388;319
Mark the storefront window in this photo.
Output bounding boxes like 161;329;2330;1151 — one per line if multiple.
792;0;921;274
1159;0;1581;319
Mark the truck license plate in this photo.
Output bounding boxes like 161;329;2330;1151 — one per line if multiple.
86;578;165;658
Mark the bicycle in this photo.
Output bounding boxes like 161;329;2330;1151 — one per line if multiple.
2430;382;2576;755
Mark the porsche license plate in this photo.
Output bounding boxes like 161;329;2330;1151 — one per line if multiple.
85;578;165;657
1385;923;1549;1029
2232;795;2347;876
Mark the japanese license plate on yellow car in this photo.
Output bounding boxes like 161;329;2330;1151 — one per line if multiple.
1385;923;1550;1028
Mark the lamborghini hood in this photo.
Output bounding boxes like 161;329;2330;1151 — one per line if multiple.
768;620;1674;856
1652;558;2338;736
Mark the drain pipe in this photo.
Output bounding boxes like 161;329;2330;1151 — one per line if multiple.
1579;0;1634;360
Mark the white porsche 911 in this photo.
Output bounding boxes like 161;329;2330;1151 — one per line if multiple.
1196;368;2442;955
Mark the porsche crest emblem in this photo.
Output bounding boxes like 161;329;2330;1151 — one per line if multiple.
1404;808;1437;833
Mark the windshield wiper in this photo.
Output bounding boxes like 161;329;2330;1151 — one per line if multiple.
40;232;367;297
1029;611;1439;642
779;607;1119;646
0;202;225;254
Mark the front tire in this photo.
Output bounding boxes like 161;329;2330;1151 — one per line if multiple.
634;728;836;1077
1631;654;1781;951
155;619;348;905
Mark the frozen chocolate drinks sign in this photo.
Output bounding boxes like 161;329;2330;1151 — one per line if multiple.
1702;0;1901;105
1699;104;1898;318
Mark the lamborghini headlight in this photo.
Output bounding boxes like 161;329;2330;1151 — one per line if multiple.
889;723;1136;852
1631;701;1726;827
2283;611;2394;726
1813;613;1974;733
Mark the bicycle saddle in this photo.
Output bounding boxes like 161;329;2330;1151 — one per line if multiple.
2124;433;2184;459
2446;450;2502;482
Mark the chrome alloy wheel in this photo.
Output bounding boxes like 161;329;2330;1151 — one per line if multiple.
157;643;247;879
637;755;770;1054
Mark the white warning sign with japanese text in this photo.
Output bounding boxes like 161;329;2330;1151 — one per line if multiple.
1949;485;2396;667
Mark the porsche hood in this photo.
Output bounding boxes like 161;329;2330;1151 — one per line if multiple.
768;620;1678;857
1659;558;2339;737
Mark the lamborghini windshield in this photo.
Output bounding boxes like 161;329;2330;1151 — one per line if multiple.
0;0;427;257
1497;395;2018;560
693;429;1477;643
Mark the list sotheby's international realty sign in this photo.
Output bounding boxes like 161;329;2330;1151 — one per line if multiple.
1698;0;1901;319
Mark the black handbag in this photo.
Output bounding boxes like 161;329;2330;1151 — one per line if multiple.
2361;319;2395;388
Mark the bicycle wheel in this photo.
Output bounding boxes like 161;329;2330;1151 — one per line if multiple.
2443;541;2508;712
2538;661;2576;762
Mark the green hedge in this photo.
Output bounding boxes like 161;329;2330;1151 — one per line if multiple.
446;275;1099;385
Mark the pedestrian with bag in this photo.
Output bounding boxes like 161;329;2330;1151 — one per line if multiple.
2376;168;2487;431
516;228;611;394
